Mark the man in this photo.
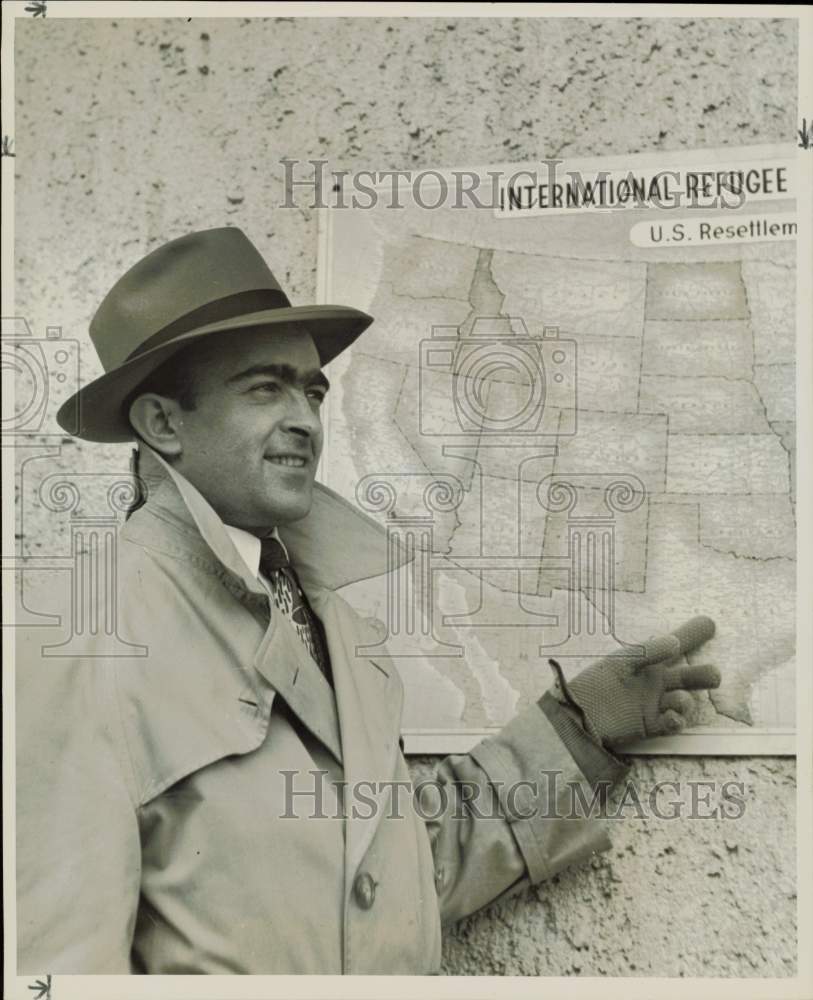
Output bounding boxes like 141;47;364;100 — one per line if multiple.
16;227;720;974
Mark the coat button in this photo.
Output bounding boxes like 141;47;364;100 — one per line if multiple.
353;871;376;910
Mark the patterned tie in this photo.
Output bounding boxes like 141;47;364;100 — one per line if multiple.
259;535;332;685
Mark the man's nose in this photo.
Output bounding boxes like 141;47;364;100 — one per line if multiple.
281;390;322;437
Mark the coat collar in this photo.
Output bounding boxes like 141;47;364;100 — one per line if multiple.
129;445;409;594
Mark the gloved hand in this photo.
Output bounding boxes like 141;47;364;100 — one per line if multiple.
548;616;720;749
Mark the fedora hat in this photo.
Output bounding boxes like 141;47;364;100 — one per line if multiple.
56;227;373;442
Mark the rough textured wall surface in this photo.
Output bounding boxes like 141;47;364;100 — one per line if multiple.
14;14;798;978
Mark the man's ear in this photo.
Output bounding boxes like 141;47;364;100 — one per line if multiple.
128;394;184;459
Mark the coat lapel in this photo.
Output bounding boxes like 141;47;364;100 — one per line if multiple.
253;603;343;766
309;590;404;882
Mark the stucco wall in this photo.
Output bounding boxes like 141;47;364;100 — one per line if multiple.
12;13;798;977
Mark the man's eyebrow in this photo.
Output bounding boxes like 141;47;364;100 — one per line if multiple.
226;363;330;392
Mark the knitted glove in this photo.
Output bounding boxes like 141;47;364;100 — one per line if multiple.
548;616;720;749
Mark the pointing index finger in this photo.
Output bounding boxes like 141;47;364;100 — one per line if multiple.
671;616;716;656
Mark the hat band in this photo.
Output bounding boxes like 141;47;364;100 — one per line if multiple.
124;287;291;363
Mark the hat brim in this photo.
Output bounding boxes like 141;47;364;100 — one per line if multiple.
57;304;373;442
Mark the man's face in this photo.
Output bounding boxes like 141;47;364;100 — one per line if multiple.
170;326;327;533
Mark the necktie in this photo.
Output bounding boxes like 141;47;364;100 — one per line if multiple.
259;535;332;685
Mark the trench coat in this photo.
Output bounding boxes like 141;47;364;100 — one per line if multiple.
16;447;626;975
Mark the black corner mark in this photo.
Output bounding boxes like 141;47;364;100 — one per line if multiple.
1;136;14;157
24;1;47;16
799;117;812;150
28;975;51;1000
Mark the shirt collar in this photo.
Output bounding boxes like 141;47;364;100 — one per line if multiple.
133;444;410;593
224;523;286;582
